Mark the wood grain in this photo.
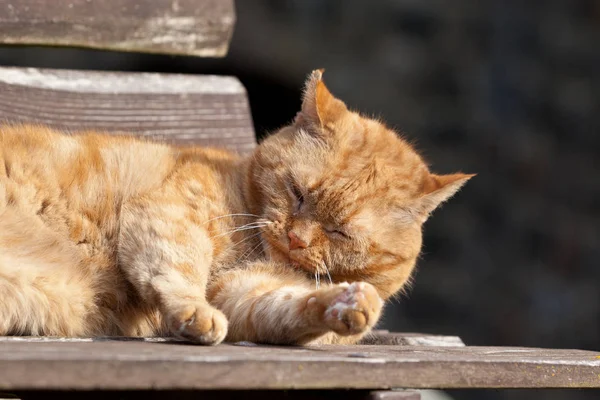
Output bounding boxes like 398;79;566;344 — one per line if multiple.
0;339;599;390
0;331;464;347
360;330;465;347
0;0;235;56
0;67;256;153
368;391;422;400
9;389;421;400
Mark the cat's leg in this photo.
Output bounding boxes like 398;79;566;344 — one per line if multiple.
0;255;94;336
0;209;94;336
209;263;384;345
118;198;227;345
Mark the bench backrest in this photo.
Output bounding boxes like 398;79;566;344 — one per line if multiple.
0;0;235;56
0;67;256;153
0;0;256;153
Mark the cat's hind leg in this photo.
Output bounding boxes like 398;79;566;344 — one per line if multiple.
0;209;95;337
0;254;94;336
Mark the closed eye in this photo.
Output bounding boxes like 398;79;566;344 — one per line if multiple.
289;181;304;212
324;227;351;240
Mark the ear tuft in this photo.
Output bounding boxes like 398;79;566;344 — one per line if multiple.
312;68;325;80
302;69;325;107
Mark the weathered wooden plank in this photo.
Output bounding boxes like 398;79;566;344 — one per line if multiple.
0;0;235;57
0;331;464;347
0;67;256;153
368;391;421;400
360;330;464;347
8;389;421;400
0;340;599;390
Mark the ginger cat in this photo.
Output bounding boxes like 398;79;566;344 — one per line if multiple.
0;70;472;345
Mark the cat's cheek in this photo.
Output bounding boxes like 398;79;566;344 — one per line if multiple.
261;222;293;264
262;240;288;264
270;220;288;243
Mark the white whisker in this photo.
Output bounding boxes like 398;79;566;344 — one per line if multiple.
211;222;269;239
240;238;265;263
202;213;262;225
234;221;271;229
225;230;264;253
322;261;333;285
315;270;321;290
224;220;270;231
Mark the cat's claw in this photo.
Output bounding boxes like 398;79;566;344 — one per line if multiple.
168;303;228;345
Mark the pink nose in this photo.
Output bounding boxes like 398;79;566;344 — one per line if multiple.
288;231;308;250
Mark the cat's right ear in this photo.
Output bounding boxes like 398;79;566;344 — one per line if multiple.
295;69;348;132
415;173;475;220
392;173;474;225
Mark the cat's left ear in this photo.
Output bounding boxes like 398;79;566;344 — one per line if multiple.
295;69;348;131
415;173;475;220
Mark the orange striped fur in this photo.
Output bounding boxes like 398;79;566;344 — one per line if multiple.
0;70;472;345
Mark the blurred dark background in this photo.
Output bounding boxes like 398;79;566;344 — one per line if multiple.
1;1;599;399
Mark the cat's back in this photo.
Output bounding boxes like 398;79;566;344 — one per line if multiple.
0;125;178;247
0;125;75;212
0;124;177;198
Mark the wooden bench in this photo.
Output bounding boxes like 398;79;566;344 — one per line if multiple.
0;1;599;399
2;332;599;399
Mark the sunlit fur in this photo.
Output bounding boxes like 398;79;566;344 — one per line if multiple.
0;70;472;345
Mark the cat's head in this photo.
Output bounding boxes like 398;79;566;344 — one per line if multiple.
246;70;473;298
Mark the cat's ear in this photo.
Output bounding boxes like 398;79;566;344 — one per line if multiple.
295;69;348;130
414;173;475;220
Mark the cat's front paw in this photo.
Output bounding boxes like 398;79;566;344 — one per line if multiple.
167;303;228;345
307;282;384;336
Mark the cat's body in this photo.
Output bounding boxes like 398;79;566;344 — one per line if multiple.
0;71;472;345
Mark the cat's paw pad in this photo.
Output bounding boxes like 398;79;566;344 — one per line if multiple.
168;303;228;345
322;282;383;335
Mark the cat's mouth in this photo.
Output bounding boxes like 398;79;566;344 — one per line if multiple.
289;257;315;272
